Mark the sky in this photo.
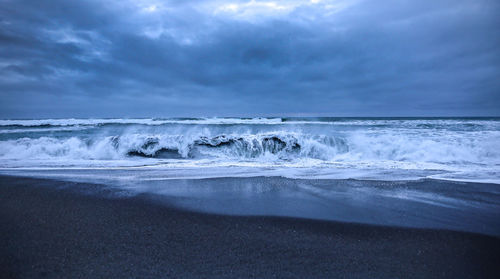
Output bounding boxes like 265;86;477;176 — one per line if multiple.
0;0;499;118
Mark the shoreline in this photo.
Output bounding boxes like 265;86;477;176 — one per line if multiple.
1;175;500;278
2;173;497;236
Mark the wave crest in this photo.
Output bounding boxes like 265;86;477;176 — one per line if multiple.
0;131;498;168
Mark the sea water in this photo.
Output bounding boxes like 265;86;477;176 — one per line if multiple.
0;117;498;183
1;117;499;235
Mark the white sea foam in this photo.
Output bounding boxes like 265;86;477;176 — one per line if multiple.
0;118;284;126
1;118;499;183
1;131;496;162
1;117;499;128
0;126;91;134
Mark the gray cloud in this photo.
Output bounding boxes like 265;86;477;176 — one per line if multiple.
0;0;499;118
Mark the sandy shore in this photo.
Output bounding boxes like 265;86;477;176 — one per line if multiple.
1;176;499;278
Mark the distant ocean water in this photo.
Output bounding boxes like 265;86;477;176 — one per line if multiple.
0;117;499;183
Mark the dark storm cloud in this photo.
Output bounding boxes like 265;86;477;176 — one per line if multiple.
0;0;499;117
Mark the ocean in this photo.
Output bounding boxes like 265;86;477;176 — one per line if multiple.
1;117;499;235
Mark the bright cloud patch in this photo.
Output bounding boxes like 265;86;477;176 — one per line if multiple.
209;0;352;21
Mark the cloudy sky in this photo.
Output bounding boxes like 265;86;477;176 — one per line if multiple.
0;0;499;118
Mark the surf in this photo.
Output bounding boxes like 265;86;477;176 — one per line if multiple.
0;117;499;183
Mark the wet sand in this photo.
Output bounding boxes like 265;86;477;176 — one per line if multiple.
1;176;499;278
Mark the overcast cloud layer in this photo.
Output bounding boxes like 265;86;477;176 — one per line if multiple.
0;0;499;118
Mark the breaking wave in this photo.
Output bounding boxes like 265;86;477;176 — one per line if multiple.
1;117;499;183
0;118;285;127
1;131;498;167
1;117;499;130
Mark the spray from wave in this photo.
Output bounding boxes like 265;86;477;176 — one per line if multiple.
1;131;498;164
0;118;499;182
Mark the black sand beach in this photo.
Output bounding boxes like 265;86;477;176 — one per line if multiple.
1;176;499;278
